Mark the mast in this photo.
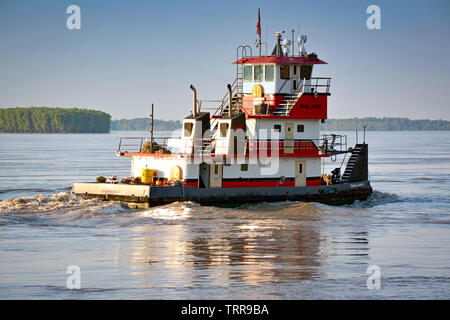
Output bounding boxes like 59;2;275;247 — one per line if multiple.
150;103;154;148
256;8;262;57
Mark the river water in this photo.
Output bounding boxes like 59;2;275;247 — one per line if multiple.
0;131;449;299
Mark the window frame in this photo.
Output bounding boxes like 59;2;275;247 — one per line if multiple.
280;64;290;79
300;64;313;80
264;64;275;82
220;123;229;138
183;122;193;137
253;65;263;82
243;65;253;82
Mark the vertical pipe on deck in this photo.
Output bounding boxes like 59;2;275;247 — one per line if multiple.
227;84;232;118
190;85;197;117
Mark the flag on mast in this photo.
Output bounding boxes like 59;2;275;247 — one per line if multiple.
256;8;261;39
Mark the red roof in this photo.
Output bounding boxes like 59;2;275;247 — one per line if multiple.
233;56;327;65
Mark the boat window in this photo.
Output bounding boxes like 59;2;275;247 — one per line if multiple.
298;163;303;174
300;65;312;80
297;124;304;132
240;164;248;171
220;123;229;137
265;65;274;82
254;65;263;82
293;65;297;75
243;65;253;82
280;64;290;79
184;122;193;137
274;124;281;132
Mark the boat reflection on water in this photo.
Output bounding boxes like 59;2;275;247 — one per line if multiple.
121;201;370;288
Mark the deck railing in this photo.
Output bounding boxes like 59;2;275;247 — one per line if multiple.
117;134;347;157
302;77;331;94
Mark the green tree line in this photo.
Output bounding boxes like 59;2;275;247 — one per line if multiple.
111;118;182;131
110;117;450;131
322;117;450;131
0;107;111;133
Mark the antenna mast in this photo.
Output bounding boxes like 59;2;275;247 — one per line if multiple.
150;103;154;148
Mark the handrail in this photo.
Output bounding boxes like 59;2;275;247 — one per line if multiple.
117;134;347;157
117;136;172;153
306;77;331;94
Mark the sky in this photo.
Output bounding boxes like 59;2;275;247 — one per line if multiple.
1;0;449;121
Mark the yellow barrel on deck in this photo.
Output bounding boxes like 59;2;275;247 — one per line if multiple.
141;168;155;184
170;165;182;180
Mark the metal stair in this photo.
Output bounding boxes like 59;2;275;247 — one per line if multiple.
221;94;241;116
341;145;364;182
273;94;300;116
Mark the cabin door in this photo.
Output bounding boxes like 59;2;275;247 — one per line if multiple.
284;122;294;154
199;163;210;188
295;160;306;187
291;64;300;93
209;164;223;188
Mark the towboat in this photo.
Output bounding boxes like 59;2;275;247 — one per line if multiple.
72;26;372;208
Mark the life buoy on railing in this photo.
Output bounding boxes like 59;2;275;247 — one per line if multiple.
331;154;337;162
252;84;264;98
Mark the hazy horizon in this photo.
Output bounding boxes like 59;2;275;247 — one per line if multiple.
1;0;449;121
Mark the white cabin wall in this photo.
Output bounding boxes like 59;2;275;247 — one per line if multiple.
223;157;321;179
245;119;257;139
248;119;320;141
224;158;293;179
306;157;321;177
131;157;199;180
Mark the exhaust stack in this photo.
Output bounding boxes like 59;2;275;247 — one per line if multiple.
227;84;232;118
190;84;197;117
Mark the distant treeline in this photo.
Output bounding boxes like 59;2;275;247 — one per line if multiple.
0;107;111;133
111;118;182;131
110;117;450;131
322;117;450;131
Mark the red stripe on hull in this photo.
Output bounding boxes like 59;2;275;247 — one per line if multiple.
306;179;321;186
222;180;295;188
182;182;198;187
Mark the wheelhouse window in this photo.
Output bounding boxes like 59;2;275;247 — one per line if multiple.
243;65;253;82
183;122;193;137
297;124;304;132
265;65;274;82
300;65;312;80
280;64;290;79
220;123;229;137
274;124;282;132
254;65;263;82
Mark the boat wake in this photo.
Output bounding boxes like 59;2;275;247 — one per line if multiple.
345;190;402;208
0;192;113;214
0;192;127;227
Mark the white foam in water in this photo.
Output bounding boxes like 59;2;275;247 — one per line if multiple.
0;192;117;215
137;202;193;220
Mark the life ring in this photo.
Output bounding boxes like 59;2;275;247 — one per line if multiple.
252;84;264;98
